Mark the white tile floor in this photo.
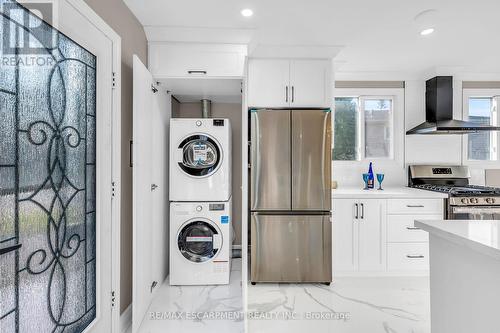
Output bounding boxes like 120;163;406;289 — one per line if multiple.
132;259;244;333
132;260;430;333
248;277;430;333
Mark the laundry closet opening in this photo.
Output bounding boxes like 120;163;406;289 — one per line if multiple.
132;61;244;331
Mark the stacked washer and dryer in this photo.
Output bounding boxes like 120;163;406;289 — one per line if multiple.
169;115;232;285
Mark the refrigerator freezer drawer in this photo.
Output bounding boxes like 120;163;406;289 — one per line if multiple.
251;213;332;283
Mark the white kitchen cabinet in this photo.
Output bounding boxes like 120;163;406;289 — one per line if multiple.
386;198;444;273
333;199;386;273
247;59;290;108
289;60;331;108
333;199;358;272
247;58;331;108
358;200;387;271
149;42;247;79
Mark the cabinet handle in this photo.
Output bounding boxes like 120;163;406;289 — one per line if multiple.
187;70;207;75
360;203;364;219
285;86;289;103
406;227;421;230
354;203;359;219
291;86;295;103
406;205;424;208
406;255;424;259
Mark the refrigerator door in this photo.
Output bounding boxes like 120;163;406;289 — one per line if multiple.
250;109;291;210
251;213;332;283
291;109;332;211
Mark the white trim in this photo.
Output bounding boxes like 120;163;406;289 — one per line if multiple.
120;305;132;333
65;1;122;333
462;88;500;167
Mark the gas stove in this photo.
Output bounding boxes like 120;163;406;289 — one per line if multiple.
409;165;500;219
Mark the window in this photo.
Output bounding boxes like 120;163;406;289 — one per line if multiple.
363;98;393;158
463;91;499;163
334;96;394;161
333;97;358;160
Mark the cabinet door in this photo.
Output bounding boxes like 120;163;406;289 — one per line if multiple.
248;59;290;108
333;199;358;272
290;60;331;108
358;199;387;271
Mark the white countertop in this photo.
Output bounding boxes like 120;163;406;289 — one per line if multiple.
332;186;448;199
415;220;500;260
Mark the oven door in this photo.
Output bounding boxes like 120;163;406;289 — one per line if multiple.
449;206;500;220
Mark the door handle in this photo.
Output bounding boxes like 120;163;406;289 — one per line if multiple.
0;243;22;255
291;86;295;103
360;203;364;219
354;203;359;219
151;184;158;191
285;86;289;103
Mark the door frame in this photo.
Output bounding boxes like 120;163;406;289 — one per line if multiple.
64;1;122;332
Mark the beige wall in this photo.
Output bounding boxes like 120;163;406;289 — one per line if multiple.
84;0;147;313
172;101;243;246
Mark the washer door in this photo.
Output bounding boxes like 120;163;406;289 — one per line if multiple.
177;220;222;263
178;134;221;177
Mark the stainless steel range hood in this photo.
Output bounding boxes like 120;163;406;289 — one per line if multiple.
406;76;500;135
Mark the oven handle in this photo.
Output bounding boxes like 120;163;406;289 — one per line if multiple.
451;206;500;214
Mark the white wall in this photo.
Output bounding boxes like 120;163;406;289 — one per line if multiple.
334;75;500;187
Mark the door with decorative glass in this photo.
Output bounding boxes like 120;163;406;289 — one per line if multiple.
0;0;116;332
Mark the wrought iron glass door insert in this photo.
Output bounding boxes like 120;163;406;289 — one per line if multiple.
0;1;97;332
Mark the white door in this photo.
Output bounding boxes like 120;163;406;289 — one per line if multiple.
247;59;290;108
358;199;386;271
132;56;153;333
0;0;116;332
132;56;170;333
332;199;358;272
290;60;330;108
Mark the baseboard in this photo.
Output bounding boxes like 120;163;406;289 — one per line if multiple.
120;304;132;333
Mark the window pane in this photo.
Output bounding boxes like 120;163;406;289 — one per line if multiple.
468;98;496;161
334;98;358;160
364;99;392;158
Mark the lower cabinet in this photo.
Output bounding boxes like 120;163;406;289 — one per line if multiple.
333;197;444;275
333;199;386;273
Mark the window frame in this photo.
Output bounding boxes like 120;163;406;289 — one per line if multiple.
333;88;404;168
462;89;500;167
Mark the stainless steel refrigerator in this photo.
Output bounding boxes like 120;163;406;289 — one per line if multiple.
250;109;332;283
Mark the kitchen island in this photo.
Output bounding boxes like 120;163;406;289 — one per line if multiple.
415;220;500;333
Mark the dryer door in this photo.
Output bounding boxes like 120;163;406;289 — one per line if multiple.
178;220;222;263
177;134;222;177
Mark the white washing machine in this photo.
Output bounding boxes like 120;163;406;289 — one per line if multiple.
170;118;231;201
169;199;232;285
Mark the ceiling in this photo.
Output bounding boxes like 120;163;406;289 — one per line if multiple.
124;0;500;75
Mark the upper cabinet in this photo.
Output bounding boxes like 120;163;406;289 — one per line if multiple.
149;43;247;79
248;58;332;108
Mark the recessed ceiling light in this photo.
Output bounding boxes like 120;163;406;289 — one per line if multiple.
241;9;253;17
420;28;435;36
